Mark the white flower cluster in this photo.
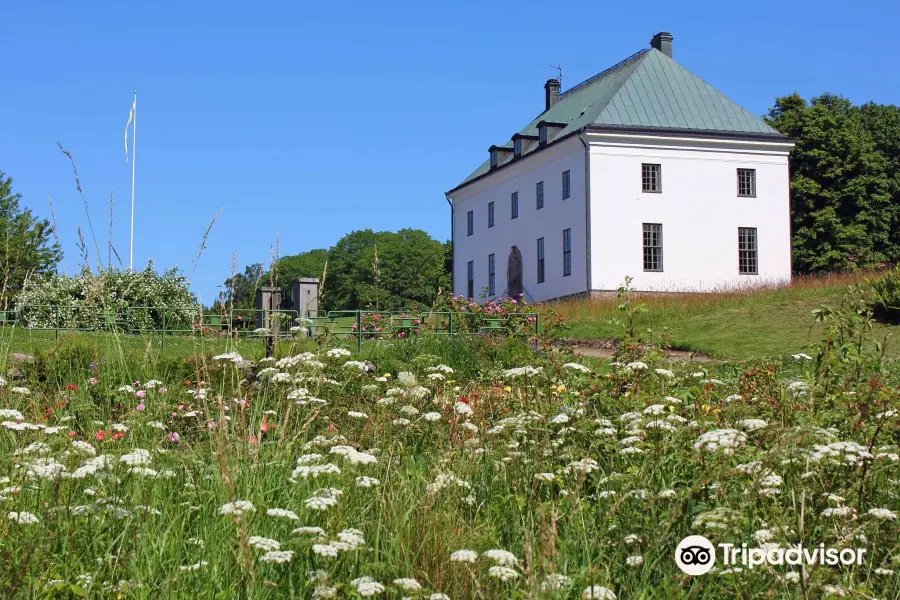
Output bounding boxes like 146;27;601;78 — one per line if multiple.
350;576;384;597
218;500;255;516
502;366;542;378
248;536;281;552
735;419;768;432
693;429;748;455
809;441;873;465
329;445;377;466
266;508;299;520
426;473;472;495
304;488;343;511
212;352;244;364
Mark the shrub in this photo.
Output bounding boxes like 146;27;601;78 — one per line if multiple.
870;266;900;322
435;293;565;338
13;263;199;331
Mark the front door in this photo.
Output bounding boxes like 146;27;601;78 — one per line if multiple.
507;246;523;298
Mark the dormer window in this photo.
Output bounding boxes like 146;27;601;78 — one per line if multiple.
514;138;522;157
488;145;515;170
537;121;566;147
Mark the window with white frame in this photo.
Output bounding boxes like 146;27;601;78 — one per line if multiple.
466;261;474;298
488;202;494;228
642;223;663;272
514;138;522;157
562;229;571;277
511;192;518;219
738;227;758;274
562;170;570;199
488;254;495;296
467;210;473;236
536;181;544;209
539;126;547;145
537;237;545;283
737;168;756;197
642;163;661;193
490;151;498;169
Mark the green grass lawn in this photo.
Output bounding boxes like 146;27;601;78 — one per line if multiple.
555;273;900;360
0;328;277;361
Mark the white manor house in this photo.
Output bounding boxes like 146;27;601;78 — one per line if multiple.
446;32;794;303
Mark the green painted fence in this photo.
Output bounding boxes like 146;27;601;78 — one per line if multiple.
1;306;540;352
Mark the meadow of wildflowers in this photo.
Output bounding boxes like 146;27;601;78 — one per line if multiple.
0;330;897;599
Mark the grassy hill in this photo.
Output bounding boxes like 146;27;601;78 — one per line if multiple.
554;272;900;360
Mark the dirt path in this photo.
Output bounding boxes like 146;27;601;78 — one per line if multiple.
557;339;713;362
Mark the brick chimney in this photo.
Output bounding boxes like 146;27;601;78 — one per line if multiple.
650;32;673;58
544;79;560;110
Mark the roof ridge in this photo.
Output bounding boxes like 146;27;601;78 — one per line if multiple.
559;49;648;100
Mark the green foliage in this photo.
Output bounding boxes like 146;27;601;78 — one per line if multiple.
766;94;900;273
270;249;327;294
0;170;63;309
323;229;449;311
870;267;900;323
809;284;888;393
220;263;263;309
13;263;198;331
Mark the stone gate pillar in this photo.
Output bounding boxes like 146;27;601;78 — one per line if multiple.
291;278;319;336
255;286;282;332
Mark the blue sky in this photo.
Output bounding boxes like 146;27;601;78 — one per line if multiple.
2;0;896;304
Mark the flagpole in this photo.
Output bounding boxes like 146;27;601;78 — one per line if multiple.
129;91;137;270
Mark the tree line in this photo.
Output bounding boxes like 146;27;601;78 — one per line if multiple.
220;229;451;312
2;93;899;312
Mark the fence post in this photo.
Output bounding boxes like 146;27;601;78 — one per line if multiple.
356;310;362;353
161;308;166;351
535;313;540;335
54;306;59;340
449;311;453;335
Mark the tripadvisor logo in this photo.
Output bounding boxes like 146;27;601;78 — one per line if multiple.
675;536;716;575
675;536;866;575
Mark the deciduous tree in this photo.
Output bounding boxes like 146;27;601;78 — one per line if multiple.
0;171;63;309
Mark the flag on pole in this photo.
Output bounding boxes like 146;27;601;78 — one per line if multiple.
125;97;136;162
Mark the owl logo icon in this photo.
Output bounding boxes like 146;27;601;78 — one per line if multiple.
675;535;716;575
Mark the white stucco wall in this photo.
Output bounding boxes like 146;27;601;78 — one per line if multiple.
586;132;793;292
448;135;588;303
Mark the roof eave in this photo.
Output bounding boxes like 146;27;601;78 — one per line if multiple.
584;123;794;142
446;128;585;197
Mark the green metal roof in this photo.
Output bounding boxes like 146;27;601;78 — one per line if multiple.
451;47;786;192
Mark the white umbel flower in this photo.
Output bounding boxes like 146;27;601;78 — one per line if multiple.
694;429;747;455
259;550;294;564
487;566;519;581
736;419;768;432
351;576;385;597
449;549;478;563
867;508;897;520
393;578;422;591
8;511;39;524
248;536;280;551
482;549;518;566
583;586;617;600
218;500;255;516
266;508;299;520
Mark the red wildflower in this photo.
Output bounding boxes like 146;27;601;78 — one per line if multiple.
67;383;79;392
94;430;106;441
